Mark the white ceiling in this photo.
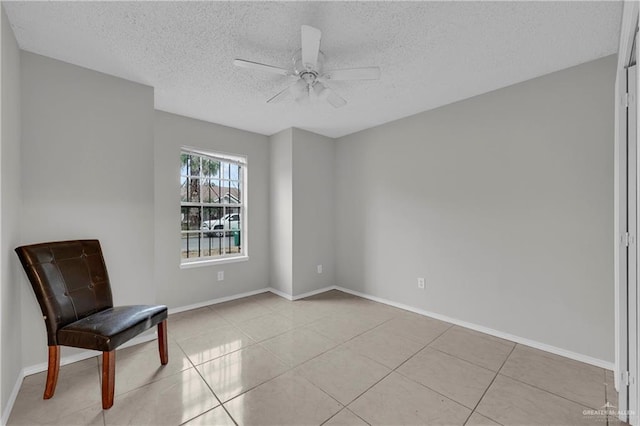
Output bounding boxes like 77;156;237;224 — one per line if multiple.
4;1;622;138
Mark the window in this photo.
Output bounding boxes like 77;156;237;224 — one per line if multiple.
180;148;247;264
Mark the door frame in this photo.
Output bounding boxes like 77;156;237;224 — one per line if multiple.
616;2;639;424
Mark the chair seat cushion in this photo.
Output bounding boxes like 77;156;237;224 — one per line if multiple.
58;305;168;352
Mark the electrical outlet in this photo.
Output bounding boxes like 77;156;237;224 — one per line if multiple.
217;271;224;281
417;277;425;289
317;264;323;274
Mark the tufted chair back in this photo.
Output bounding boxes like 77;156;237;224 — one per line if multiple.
15;239;114;346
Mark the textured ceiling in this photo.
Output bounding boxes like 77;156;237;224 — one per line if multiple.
4;1;622;138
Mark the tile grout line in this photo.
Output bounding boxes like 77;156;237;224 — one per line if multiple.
338;322;455;414
461;342;516;426
181;339;239;426
319;407;371;426
496;366;610;411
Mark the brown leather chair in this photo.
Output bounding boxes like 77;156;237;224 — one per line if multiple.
15;240;168;409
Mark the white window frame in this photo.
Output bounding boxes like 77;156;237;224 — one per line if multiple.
180;147;248;267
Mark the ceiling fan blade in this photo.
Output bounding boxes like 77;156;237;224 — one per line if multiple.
323;67;381;81
301;25;321;70
267;79;308;104
234;59;291;76
326;89;347;108
267;86;293;104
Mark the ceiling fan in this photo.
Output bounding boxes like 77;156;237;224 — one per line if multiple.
233;25;381;108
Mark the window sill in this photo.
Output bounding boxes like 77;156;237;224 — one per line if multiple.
180;255;249;269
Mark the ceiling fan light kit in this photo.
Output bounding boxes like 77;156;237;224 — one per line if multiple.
233;25;380;108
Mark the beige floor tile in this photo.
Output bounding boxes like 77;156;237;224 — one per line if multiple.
104;369;217;425
8;402;104;426
376;313;452;344
247;292;293;311
334;302;399;324
343;326;425;369
430;326;514;371
212;300;273;324
182;406;236;426
464;412;501;425
102;340;192;396
302;289;357;301
168;307;230;340
196;344;289;402
306;313;385;343
8;357;102;425
397;347;496;409
476;375;601;425
500;345;606;409
276;303;333;325
235;312;295;342
224;371;342;425
260;327;338;367
295;347;391;404
176;324;254;365
323;408;368;425
349;372;471;425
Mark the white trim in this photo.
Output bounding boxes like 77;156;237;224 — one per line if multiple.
181;146;247;166
291;286;337;301
615;3;640;423
334;286;614;370
1;368;23;426
180;255;249;269
267;287;294;301
168;287;270;315
618;1;639;73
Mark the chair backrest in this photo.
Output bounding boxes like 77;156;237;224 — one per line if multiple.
15;240;114;346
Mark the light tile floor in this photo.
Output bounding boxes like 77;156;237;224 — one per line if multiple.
8;290;622;425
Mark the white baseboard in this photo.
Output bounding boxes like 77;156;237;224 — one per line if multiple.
335;286;614;370
291;286;337;300
168;287;271;315
266;287;293;301
1;367;24;426
268;285;337;301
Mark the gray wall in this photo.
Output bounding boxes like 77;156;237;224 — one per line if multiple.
1;6;22;418
269;128;293;296
335;55;616;362
20;52;156;367
154;111;270;307
292;128;336;297
269;128;336;297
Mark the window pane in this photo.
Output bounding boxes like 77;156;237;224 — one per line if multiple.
181;177;200;203
201;179;221;204
224;230;241;254
181;207;201;231
226;181;241;204
180;176;188;202
181;232;202;259
201;206;224;236
200;180;210;204
202;158;220;177
226;206;241;229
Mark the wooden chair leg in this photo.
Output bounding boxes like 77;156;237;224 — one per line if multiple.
102;350;115;410
43;346;60;399
158;320;168;365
